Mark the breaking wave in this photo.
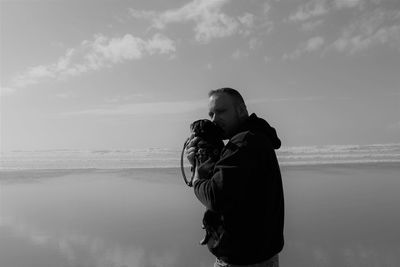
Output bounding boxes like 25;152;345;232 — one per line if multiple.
1;144;400;170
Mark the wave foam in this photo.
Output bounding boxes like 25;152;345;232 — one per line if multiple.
1;143;400;170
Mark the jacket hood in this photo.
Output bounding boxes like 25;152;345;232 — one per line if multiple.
243;113;281;149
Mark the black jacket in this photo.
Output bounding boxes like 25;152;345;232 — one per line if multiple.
193;113;284;265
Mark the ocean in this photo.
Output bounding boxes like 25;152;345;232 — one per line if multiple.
1;143;400;170
0;144;399;267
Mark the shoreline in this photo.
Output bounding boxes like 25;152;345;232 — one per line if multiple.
1;161;399;173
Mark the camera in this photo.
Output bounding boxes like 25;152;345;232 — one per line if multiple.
189;119;224;163
181;119;224;187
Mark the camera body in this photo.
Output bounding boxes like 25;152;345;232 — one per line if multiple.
189;119;224;164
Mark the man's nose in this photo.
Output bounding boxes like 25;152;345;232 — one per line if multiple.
210;114;218;123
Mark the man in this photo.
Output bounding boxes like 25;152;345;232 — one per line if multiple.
186;88;284;267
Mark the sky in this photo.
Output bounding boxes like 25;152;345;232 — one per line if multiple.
1;0;399;151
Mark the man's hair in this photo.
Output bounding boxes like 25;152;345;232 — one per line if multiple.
208;87;246;106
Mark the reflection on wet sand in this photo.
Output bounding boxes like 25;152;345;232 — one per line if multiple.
1;165;400;267
0;215;181;267
0;169;213;267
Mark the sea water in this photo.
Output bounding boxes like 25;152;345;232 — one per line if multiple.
1;143;399;170
0;145;400;267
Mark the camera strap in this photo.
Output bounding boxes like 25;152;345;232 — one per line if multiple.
181;138;195;187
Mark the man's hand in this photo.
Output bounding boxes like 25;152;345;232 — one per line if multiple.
193;157;215;184
185;136;200;166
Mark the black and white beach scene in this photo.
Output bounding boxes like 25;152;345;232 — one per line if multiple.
1;1;400;266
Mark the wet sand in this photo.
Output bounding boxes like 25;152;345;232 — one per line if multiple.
1;163;399;267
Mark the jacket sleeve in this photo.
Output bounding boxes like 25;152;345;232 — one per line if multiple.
193;134;257;213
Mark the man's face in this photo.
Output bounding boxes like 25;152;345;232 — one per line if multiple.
208;93;242;139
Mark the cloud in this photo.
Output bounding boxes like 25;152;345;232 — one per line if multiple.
330;9;400;54
129;9;158;20
67;96;330;117
248;96;326;104
145;33;177;54
263;55;271;63
289;0;329;22
334;0;369;10
10;33;175;88
283;36;325;60
287;2;400;55
289;0;371;23
129;0;259;43
62;99;208;116
301;19;324;31
0;86;17;96
232;49;249;60
307;36;326;50
238;13;255;28
103;93;147;104
249;37;262;50
263;2;272;15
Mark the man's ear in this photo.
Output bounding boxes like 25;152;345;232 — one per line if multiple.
238;103;248;118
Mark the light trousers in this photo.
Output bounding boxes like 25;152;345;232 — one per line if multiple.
214;254;279;267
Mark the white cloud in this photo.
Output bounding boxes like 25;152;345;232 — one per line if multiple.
130;0;237;43
12;65;55;88
289;0;329;22
330;9;400;54
145;33;176;55
10;33;176;89
130;0;262;43
333;24;400;53
103;93;147;104
238;13;255;28
160;0;238;43
307;36;325;50
192;11;238;43
232;49;249;60
334;0;365;10
129;9;158;20
289;0;368;24
238;13;257;36
249;37;262;50
288;3;400;55
63;99;208;116
283;36;325;60
88;34;145;64
263;2;272;14
301;19;324;31
248;96;326;104
0;86;16;96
